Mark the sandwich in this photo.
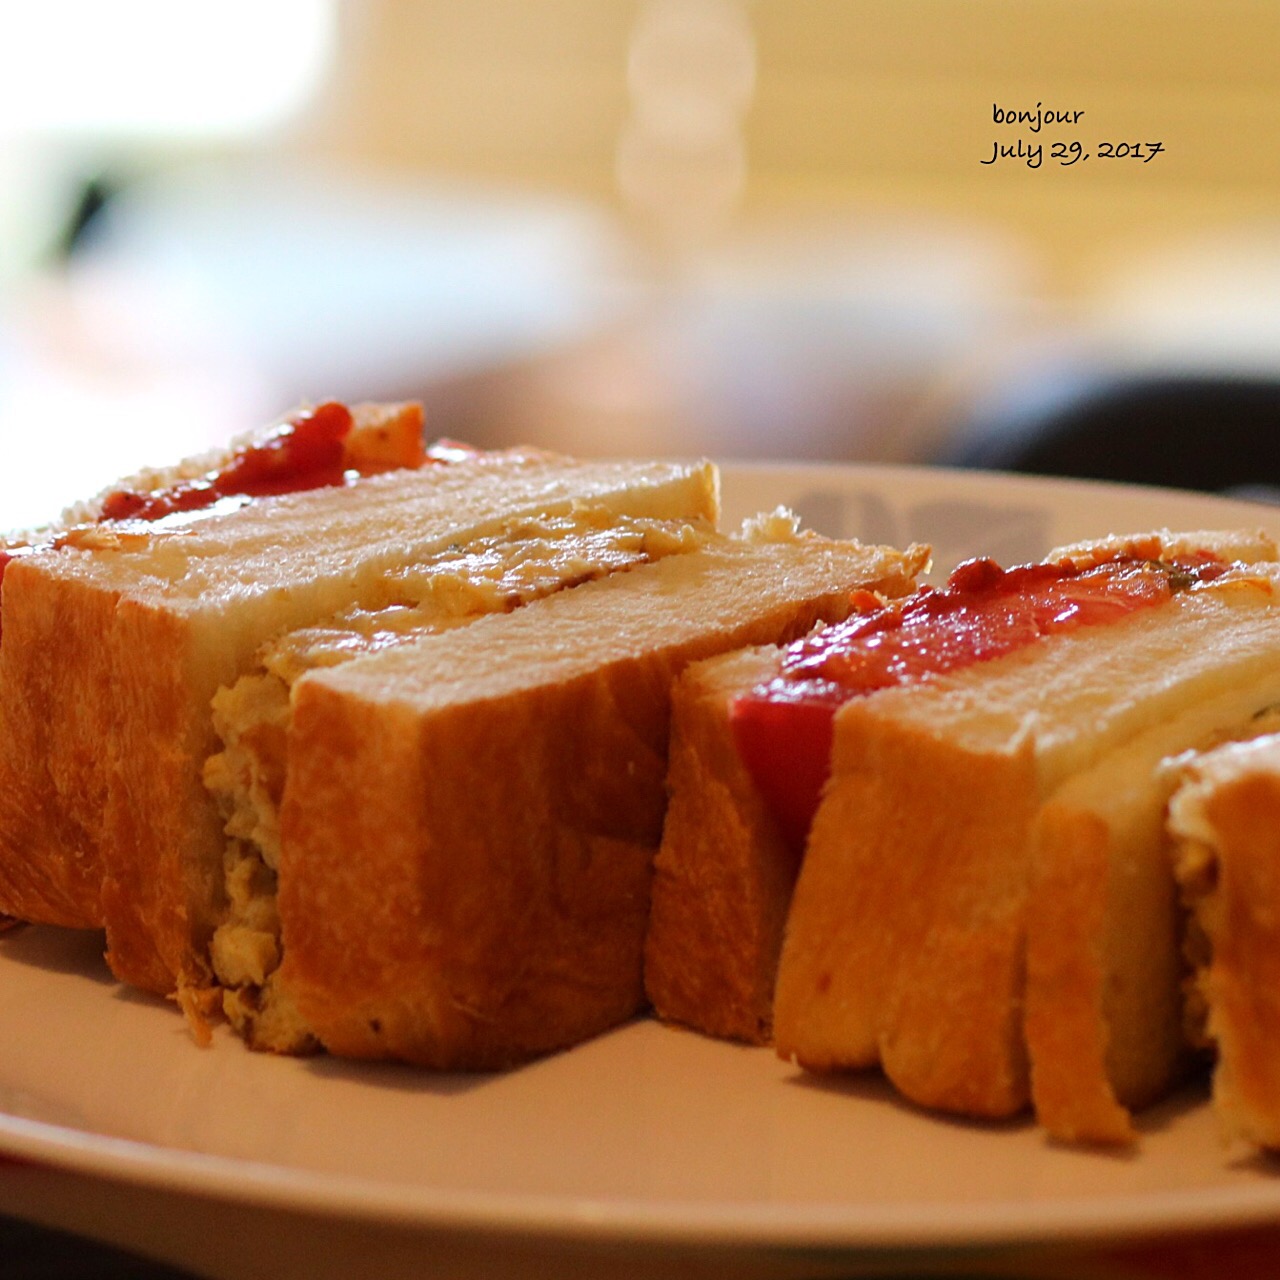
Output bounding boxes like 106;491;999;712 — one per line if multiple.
0;400;721;993
1166;731;1280;1149
261;512;923;1066
646;529;1280;1131
778;529;1280;1120
1025;697;1280;1144
0;406;927;1069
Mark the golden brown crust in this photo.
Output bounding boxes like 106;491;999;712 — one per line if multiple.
0;571;228;1000
1025;808;1138;1144
1027;782;1197;1146
0;559;123;929
98;600;228;995
775;707;1036;1117
275;535;915;1068
279;666;661;1067
644;545;929;1047
644;646;798;1044
0;567;232;992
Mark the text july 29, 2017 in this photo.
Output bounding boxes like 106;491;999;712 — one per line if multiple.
982;104;1165;168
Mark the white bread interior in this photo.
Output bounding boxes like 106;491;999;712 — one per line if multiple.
270;523;924;1069
1167;732;1280;1149
0;452;719;1006
774;551;1280;1120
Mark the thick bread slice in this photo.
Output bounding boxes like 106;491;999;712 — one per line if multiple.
273;529;922;1068
644;647;799;1044
1167;733;1280;1148
0;453;718;995
1027;689;1280;1145
774;552;1280;1119
644;529;923;1045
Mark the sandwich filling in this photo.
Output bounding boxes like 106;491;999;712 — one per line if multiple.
730;551;1235;852
202;508;711;1051
1166;718;1280;1050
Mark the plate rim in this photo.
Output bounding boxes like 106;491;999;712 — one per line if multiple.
4;460;1280;1256
4;1098;1280;1252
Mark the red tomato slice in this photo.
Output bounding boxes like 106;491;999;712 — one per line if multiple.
731;552;1229;851
101;402;355;521
1;401;457;643
729;681;843;860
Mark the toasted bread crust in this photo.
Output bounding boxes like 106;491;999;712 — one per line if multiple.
644;542;929;1046
645;646;799;1044
1028;687;1280;1146
99;599;228;994
1025;808;1138;1144
0;568;235;990
775;708;1035;1116
0;559;125;929
279;663;663;1067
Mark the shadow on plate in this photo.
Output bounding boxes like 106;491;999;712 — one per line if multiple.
301;1051;497;1098
778;1061;1032;1142
0;925;114;985
780;1057;1223;1163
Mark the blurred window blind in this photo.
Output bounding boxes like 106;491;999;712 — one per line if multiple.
317;0;1279;291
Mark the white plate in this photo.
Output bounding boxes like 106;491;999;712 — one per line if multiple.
4;463;1280;1279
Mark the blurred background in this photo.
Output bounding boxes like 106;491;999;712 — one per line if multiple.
2;0;1280;527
